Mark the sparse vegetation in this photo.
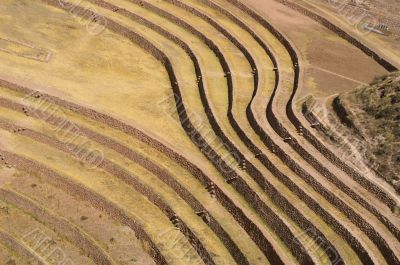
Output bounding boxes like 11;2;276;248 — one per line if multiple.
335;71;400;191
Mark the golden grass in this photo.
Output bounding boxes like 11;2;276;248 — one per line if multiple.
0;0;335;263
0;199;96;264
0;108;239;265
0;0;390;264
0;127;201;265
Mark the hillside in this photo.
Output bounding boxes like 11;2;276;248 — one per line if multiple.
334;71;400;192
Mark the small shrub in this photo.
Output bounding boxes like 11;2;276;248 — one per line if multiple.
80;216;88;221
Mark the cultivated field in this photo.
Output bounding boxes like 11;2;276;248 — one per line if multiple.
0;0;399;264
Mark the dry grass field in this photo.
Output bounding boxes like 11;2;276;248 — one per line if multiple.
0;0;399;264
